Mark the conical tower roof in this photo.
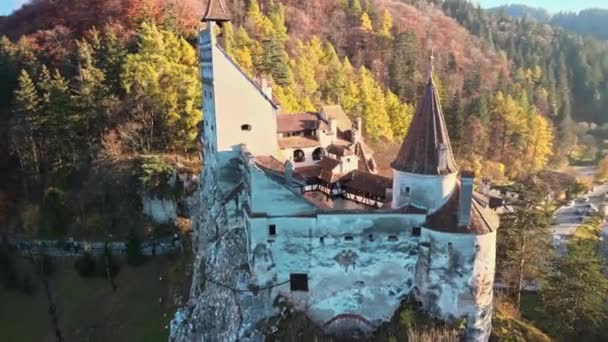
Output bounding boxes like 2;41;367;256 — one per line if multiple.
391;65;458;175
202;0;231;22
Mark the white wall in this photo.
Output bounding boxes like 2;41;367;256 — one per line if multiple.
200;25;279;158
414;228;496;341
248;212;427;329
391;170;458;213
340;155;358;174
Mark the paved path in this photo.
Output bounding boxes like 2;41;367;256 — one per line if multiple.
3;235;184;257
551;166;608;254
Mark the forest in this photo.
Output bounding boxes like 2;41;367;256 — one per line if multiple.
1;0;608;340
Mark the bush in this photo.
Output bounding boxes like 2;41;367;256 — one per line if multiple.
74;253;97;278
41;255;55;276
126;229;146;266
0;246;18;290
20;274;36;296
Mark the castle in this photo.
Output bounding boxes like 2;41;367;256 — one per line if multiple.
171;1;499;341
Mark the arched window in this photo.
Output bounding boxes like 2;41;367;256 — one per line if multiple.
312;147;326;161
293;149;305;163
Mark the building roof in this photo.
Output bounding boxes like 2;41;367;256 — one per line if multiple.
321;105;352;132
354;142;376;173
425;185;499;235
327;144;354;157
317;157;342;172
341;171;392;198
278;136;321;149
202;0;231;22
277;112;328;133
391;77;458;175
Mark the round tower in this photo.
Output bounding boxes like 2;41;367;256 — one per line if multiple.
390;59;458;212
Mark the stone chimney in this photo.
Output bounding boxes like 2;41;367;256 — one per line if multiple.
437;143;448;172
458;171;475;228
261;77;272;99
352;117;363;144
284;160;294;186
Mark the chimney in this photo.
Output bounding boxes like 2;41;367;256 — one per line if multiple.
352;117;363;144
261;77;272;99
284;160;294;186
437;143;448;172
458;171;475;228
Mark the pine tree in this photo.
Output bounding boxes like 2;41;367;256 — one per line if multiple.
446;94;464;152
389;32;418;101
541;239;608;339
360;12;373;32
377;9;393;38
261;34;292;87
10;70;42;179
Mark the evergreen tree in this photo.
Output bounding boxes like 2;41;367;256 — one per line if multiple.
360;12;373;32
261;34;292;87
497;180;552;309
122;23;201;151
377;9;393;38
541;238;608;339
389;32;418;101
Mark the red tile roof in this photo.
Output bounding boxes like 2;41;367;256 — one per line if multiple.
202;0;231;22
425;185;498;235
278;136;321;149
277;112;328;133
391;78;458;175
327;144;354;157
317;157;342;172
341;171;392;198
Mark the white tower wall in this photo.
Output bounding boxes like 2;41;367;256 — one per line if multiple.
391;170;458;212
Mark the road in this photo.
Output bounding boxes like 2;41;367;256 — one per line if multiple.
551;166;608;254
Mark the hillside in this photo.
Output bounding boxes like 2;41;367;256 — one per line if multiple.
488;4;551;22
552;9;608;41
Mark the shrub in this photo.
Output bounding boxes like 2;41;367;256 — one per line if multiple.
0;246;18;290
41;255;55;276
126;229;146;266
20;274;36;296
74;253;97;278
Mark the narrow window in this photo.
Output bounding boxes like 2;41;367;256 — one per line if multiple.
405;186;411;194
290;273;309;291
268;224;276;236
241;124;252;131
320;236;324;244
412;226;421;237
368;234;374;241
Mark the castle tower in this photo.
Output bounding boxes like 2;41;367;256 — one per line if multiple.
199;1;230;167
391;56;459;211
199;0;278;171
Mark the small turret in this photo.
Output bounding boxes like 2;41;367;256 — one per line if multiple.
202;0;231;23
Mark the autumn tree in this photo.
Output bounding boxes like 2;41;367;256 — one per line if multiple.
122;22;201;151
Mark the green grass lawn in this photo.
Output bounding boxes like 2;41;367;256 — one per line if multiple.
0;255;189;342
